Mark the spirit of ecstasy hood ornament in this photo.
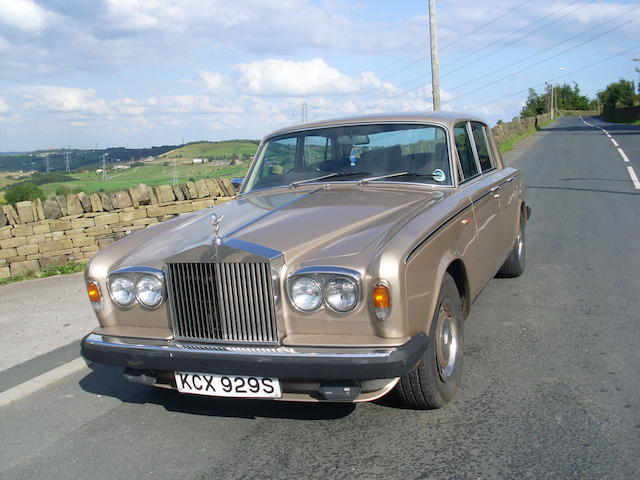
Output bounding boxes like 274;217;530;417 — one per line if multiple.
211;213;224;246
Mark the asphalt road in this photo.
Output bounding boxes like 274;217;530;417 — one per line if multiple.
1;115;639;479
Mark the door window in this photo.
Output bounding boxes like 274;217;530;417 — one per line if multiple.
454;123;480;181
470;122;494;172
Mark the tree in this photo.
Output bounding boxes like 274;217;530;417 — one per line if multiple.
5;182;45;205
520;88;548;117
520;82;591;117
55;186;71;196
597;79;637;108
554;82;590;111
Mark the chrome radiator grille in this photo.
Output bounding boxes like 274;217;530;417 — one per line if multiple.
166;262;278;344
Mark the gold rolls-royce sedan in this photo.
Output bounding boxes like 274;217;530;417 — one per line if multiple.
81;112;529;409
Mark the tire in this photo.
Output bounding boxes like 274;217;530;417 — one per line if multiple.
396;273;464;409
497;216;526;278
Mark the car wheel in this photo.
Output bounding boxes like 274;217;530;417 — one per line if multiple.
396;272;464;409
497;216;526;278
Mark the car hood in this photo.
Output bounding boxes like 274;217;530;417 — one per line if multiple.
116;185;448;268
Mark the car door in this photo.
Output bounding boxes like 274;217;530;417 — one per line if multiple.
454;121;503;291
470;121;520;260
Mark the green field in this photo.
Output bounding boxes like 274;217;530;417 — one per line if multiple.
0;141;259;202
39;162;250;197
160;141;258;161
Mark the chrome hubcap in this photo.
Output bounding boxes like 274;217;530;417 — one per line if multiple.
516;230;524;260
435;303;458;382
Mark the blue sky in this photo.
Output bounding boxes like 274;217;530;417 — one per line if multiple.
0;0;638;151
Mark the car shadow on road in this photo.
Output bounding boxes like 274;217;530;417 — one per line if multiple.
526;185;639;196
78;364;356;420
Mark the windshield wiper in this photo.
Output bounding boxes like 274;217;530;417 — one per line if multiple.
361;172;444;184
357;171;409;185
389;172;437;179
289;172;339;188
289;171;373;188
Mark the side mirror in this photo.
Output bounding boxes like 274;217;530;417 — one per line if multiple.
231;177;244;190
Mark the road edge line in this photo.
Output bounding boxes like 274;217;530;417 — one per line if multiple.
626;166;640;190
0;357;87;408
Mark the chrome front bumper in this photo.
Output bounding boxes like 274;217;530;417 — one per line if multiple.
81;332;427;380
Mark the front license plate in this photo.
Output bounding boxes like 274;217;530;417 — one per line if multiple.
174;372;282;398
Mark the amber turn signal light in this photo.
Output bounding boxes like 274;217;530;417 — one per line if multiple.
87;281;101;303
373;283;390;309
373;283;391;320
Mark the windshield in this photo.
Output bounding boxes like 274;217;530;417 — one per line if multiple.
242;123;451;193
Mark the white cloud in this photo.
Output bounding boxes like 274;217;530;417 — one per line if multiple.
198;71;228;92
234;58;362;96
0;0;53;34
21;86;110;115
0;98;9;114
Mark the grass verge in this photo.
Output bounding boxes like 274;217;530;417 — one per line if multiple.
0;261;86;286
498;117;556;154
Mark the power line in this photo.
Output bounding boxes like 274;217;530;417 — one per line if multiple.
438;0;532;52
442;15;639;105
356;10;637;114
340;0;589;112
330;0;535;107
447;6;639;94
464;44;640;114
440;0;589;77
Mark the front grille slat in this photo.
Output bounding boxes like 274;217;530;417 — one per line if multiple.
167;262;278;344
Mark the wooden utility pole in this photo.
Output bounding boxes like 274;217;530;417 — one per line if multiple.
428;0;441;111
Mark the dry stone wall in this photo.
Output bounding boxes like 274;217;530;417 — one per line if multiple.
491;113;552;145
601;105;640;123
0;177;236;279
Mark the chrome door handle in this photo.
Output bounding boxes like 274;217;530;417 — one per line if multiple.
490;186;500;192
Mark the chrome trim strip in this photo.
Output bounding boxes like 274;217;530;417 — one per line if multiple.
85;333;399;358
291;266;361;278
404;202;473;263
109;266;165;278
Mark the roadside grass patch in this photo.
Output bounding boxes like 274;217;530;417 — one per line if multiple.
498;117;556;154
0;261;86;286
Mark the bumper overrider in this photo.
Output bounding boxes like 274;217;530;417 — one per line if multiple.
81;332;427;381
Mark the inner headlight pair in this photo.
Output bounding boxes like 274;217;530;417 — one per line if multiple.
289;273;359;313
109;271;164;308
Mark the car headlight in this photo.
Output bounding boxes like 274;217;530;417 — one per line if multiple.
109;276;135;306
290;276;323;311
325;277;358;312
136;275;164;307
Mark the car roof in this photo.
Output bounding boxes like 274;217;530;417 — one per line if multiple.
265;111;488;138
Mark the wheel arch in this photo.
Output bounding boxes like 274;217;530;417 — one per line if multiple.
445;259;470;319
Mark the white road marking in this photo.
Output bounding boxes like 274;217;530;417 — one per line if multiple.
627;166;640;190
617;148;630;163
580;117;637;189
0;357;87;408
